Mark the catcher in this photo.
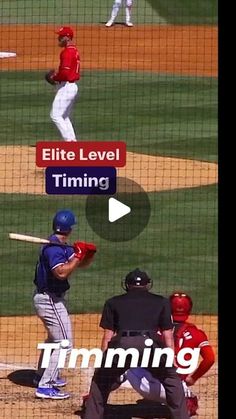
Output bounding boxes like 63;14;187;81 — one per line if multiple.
125;292;215;416
33;209;96;400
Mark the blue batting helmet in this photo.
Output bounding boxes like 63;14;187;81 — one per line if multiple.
52;210;77;233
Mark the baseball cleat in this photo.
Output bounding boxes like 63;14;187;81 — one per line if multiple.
126;22;134;27
52;377;67;387
35;386;70;399
106;20;114;27
33;374;67;388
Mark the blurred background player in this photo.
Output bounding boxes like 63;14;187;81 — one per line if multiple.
106;0;134;27
126;292;215;416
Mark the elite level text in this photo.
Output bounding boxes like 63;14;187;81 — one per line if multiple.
36;141;126;167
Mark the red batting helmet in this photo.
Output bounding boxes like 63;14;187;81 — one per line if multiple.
56;26;74;39
169;292;193;322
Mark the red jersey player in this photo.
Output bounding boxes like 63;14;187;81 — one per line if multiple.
126;292;215;416
48;26;80;141
169;292;215;385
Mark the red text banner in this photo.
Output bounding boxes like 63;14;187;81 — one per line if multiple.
36;141;126;167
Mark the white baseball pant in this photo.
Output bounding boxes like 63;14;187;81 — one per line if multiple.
126;367;192;402
109;0;133;23
50;81;78;141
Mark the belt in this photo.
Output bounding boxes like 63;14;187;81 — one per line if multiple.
59;81;77;84
37;289;64;298
121;330;153;337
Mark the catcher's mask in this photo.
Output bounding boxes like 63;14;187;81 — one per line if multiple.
53;209;77;234
169;292;193;322
122;268;153;291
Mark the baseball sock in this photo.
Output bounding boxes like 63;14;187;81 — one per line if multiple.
125;7;132;23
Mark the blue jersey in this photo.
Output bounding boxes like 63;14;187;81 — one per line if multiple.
34;234;75;295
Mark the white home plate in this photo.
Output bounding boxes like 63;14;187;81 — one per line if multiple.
0;52;17;58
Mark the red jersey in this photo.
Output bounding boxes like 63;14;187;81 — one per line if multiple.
173;322;215;381
52;45;80;83
174;322;210;352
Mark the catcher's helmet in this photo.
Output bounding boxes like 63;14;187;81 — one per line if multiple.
122;268;153;291
169;292;193;322
52;209;77;234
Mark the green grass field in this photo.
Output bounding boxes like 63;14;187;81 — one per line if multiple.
0;0;217;24
0;185;217;316
147;0;218;24
0;70;218;316
0;71;217;162
0;2;218;318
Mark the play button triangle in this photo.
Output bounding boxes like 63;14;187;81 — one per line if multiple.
108;197;131;223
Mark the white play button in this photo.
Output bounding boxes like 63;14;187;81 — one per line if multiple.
108;197;131;223
86;177;151;242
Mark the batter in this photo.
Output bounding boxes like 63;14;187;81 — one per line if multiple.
33;209;95;399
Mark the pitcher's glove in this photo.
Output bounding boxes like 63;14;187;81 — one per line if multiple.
45;69;57;85
73;241;97;262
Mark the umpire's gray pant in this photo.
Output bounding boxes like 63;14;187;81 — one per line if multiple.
33;291;72;387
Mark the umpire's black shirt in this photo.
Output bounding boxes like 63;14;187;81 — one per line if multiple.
100;288;173;332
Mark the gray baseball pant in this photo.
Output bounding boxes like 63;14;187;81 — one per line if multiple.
33;291;72;387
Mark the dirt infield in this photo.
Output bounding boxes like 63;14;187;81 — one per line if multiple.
0;22;218;418
0;314;217;418
0;24;217;77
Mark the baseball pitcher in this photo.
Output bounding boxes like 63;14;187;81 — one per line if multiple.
45;27;80;141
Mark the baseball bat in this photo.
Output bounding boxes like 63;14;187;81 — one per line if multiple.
8;233;74;248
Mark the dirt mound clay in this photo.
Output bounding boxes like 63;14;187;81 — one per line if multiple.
0;146;217;194
0;314;217;418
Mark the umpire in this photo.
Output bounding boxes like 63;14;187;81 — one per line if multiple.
83;269;189;419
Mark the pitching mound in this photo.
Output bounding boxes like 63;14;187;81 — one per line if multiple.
0;145;217;194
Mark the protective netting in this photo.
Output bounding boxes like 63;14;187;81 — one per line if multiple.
0;1;217;418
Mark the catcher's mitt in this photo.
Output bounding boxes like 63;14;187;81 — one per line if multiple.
45;69;57;85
